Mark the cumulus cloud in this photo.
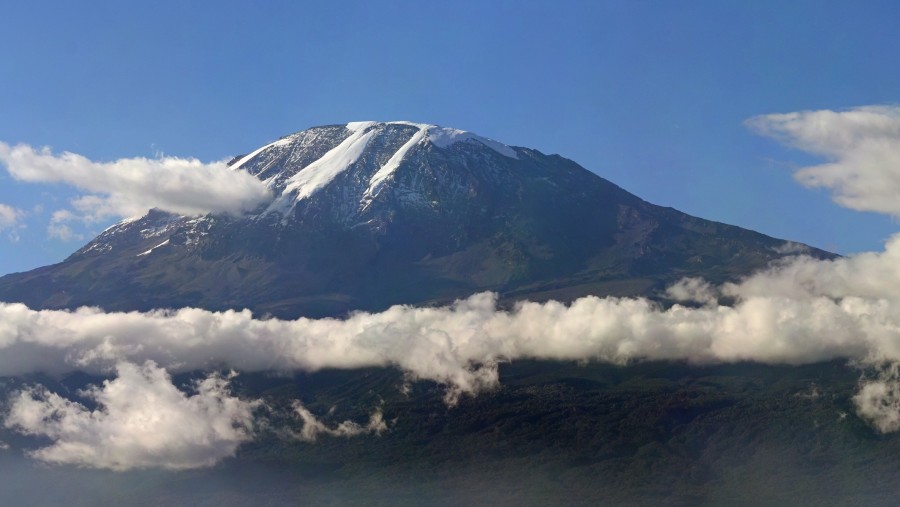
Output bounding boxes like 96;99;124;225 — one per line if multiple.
0;142;271;222
3;361;258;471
747;105;900;216
289;402;387;442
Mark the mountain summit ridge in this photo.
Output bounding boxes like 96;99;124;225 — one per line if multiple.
0;122;833;318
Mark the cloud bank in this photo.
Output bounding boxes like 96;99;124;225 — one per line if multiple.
747;105;900;217
0;294;866;390
0;143;271;223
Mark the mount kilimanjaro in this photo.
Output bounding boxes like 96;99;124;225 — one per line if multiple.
5;123;896;506
0;121;828;317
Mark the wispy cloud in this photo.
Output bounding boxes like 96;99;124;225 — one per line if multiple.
0;203;24;231
46;210;86;242
747;106;900;217
0;203;25;242
289;402;387;442
0;143;271;223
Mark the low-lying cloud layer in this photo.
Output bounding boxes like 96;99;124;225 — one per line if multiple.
0;288;892;394
0;142;271;224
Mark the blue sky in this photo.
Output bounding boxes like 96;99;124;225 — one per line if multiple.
2;0;900;276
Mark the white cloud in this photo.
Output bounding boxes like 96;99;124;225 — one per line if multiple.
3;361;258;471
289;402;387;442
0;142;271;222
747;105;900;216
0;441;8;451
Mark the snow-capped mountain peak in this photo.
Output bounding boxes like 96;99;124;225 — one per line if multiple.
5;121;832;319
231;121;521;220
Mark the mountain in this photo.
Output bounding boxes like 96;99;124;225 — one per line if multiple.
0;121;831;317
